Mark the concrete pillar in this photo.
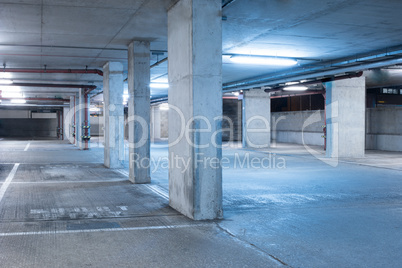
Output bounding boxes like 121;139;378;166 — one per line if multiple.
81;93;90;150
103;62;125;168
151;106;161;141
168;0;222;220
242;90;271;149
75;94;80;147
128;41;151;184
69;96;75;144
63;107;70;141
325;77;366;158
76;89;87;150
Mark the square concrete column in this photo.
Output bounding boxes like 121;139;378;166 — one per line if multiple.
68;96;76;144
75;93;80;147
127;41;151;184
103;62;125;168
325;77;366;158
62;107;70;141
168;0;222;220
77;89;90;150
242;90;271;149
151;106;162;141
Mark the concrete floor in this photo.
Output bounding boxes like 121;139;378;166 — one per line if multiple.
0;139;401;267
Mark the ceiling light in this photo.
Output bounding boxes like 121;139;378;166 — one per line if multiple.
283;86;308;91
11;99;26;104
90;107;100;112
2;92;24;98
232;92;240;96
285;81;299;86
0;73;12;79
230;56;298;66
150;83;169;89
160;103;169;110
0;79;13;84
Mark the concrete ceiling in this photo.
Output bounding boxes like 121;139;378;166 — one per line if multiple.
0;0;402;104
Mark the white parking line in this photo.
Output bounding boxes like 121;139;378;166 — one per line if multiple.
116;169;169;200
0;224;209;237
0;163;20;203
24;143;31;151
145;185;169;200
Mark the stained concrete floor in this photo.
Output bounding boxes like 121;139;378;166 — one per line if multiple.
0;138;401;267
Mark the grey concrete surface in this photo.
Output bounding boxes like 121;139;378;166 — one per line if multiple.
128;41;151;184
273;107;402;152
326;77;366;158
0;139;282;267
167;0;223;220
272;110;325;147
149;141;402;267
1;138;402;267
243;90;271;149
366;107;402;152
103;62;125;169
0;119;58;138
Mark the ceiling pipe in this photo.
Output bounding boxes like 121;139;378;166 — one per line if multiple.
0;97;69;102
223;58;402;92
265;71;364;93
2;68;103;76
270;91;325;99
1;83;98;98
222;0;238;9
0;103;68;108
3;83;97;90
150;57;168;69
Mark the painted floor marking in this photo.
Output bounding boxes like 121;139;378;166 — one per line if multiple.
24;143;30;151
145;185;169;200
116;169;169;200
116;169;129;177
0;163;20;203
29;206;128;220
0;224;209;237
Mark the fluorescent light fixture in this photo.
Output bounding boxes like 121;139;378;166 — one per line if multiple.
2;92;24;98
160;103;169;110
11;99;26;104
150;83;169;89
283;86;308;91
0;73;11;79
90;107;100;112
232;92;240;96
151;77;169;83
285;81;299;86
230;56;298;66
0;79;13;84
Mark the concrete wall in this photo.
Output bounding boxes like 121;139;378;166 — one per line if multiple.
272;108;402;152
90;116;104;136
0;119;58;138
0;110;30;119
160;108;168;138
366;107;402;152
222;99;242;142
271;110;325;146
150;105;169;141
32;113;57;119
